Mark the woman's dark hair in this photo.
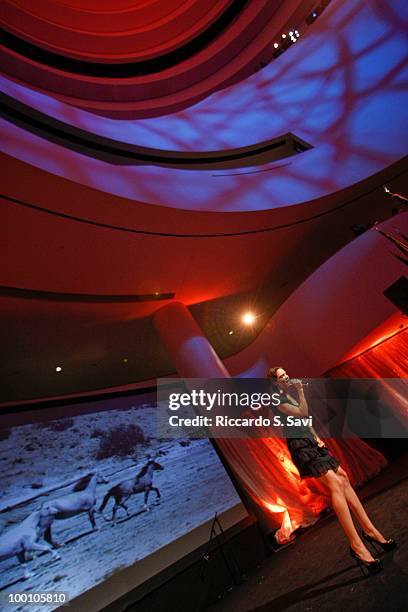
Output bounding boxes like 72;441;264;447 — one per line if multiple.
267;366;283;380
266;366;283;415
266;366;284;398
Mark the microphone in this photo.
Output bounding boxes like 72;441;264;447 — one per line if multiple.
288;378;309;387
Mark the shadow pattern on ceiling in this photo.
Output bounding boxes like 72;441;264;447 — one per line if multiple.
0;93;311;169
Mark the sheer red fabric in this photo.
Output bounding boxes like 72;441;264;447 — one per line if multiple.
217;431;386;541
329;328;407;378
328;328;408;423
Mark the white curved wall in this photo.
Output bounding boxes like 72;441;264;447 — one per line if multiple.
225;212;408;376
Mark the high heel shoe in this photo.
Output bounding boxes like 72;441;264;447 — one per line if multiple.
362;531;397;553
349;547;383;576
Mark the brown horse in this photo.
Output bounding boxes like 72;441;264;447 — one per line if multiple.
99;458;164;522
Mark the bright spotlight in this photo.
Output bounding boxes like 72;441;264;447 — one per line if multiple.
273;42;279;48
289;31;293;36
281;33;286;39
242;312;256;325
55;366;62;372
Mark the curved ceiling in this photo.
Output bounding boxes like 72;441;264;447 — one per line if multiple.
1;0;238;61
0;150;406;402
1;0;407;402
2;0;407;213
0;0;318;117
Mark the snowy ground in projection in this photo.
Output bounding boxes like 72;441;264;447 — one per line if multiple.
0;403;241;610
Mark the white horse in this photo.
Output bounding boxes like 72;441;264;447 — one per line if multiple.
41;471;108;547
0;508;60;579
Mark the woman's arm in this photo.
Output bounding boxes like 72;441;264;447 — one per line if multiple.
279;391;325;445
310;425;326;447
278;383;308;417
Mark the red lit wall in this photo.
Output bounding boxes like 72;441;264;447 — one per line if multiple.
225;212;408;377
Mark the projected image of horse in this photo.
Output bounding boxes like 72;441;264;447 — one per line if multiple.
42;471;109;547
0;399;243;606
0;508;60;580
99;456;164;523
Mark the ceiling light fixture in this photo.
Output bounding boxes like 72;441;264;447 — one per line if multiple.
242;312;256;325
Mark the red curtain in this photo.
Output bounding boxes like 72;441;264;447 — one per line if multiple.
217;436;331;542
217;432;386;542
217;331;408;541
328;328;408;424
328;328;407;378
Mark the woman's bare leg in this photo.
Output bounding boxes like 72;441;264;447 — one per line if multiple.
336;467;388;543
318;470;375;562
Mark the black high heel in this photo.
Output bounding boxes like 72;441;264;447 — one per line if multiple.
349;547;383;576
362;531;397;553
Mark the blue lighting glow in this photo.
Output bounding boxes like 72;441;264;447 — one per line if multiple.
1;0;407;212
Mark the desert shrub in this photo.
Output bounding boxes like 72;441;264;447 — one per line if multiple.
0;428;11;442
95;424;145;460
46;418;74;432
53;574;67;583
90;428;104;439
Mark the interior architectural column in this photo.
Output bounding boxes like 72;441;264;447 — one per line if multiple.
153;301;229;378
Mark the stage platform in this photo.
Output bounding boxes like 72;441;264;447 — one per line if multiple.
207;452;408;612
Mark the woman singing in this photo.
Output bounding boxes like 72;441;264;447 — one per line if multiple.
267;366;396;575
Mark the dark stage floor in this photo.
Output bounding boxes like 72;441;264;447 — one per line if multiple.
207;453;408;612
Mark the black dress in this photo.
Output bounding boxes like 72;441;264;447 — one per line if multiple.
280;392;340;479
